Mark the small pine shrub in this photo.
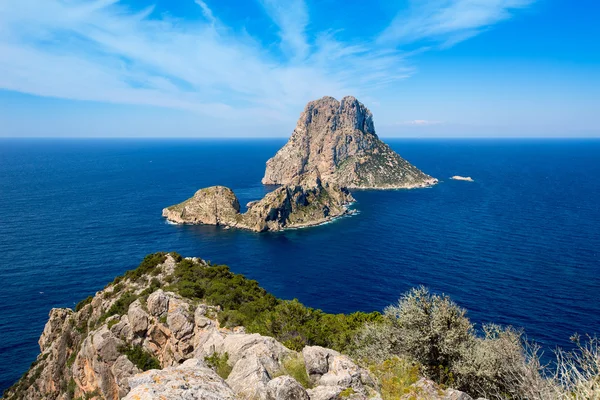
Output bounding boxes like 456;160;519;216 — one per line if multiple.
98;292;137;325
75;296;93;312
204;352;232;379
119;345;160;371
123;252;167;281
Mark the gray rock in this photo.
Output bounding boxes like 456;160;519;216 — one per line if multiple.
167;298;194;340
221;333;292;374
38;308;73;352
125;358;236;400
319;354;366;393
306;385;344;400
226;354;270;400
266;376;309;400
128;299;149;336
111;355;140;398
146;289;169;317
91;326;123;363
302;346;339;383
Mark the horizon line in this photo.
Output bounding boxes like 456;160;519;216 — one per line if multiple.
1;136;599;140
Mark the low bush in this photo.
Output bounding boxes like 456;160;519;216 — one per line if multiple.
123;252;167;281
204;352;232;379
368;357;420;400
97;292;137;325
119;345;160;371
274;354;312;389
75;296;93;312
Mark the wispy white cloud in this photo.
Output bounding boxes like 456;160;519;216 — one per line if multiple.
0;0;535;129
402;120;444;126
379;0;535;47
259;0;309;60
194;0;216;25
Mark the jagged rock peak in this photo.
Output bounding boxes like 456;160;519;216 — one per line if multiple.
301;95;376;137
262;95;437;189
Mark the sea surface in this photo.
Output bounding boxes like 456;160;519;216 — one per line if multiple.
0;138;599;392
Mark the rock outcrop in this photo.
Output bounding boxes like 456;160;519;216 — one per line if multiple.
262;96;437;189
3;254;383;400
163;174;354;232
124;359;236;400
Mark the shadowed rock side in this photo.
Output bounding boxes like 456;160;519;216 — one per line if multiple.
162;174;355;232
262;96;437;189
3;254;478;400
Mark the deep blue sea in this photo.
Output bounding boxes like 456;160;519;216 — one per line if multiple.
0;138;599;392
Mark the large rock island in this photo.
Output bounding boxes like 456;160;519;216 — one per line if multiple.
163;95;436;232
262;96;437;189
163;174;354;232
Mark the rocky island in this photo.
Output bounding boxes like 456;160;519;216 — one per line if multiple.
163;173;354;232
163;96;436;231
451;176;474;182
263;96;437;189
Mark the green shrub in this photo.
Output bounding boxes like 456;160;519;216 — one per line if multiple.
123;252;167;281
369;357;420;400
204;352;232;379
278;354;312;389
384;286;473;381
66;352;77;368
66;378;77;399
98;292;137;325
75;296;93;312
119;345;160;371
167;258;380;353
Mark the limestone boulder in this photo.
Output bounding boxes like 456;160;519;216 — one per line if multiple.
226;354;270;400
266;376;309;400
125;358;236;400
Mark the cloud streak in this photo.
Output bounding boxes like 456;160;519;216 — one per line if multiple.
0;0;535;126
379;0;535;47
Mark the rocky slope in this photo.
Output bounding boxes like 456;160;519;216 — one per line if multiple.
262;96;437;189
163;173;354;232
3;253;478;400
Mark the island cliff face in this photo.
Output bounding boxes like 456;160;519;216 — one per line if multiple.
262;96;437;189
162;174;354;232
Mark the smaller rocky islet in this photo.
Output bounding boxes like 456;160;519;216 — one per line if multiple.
162;173;355;232
163;96;437;232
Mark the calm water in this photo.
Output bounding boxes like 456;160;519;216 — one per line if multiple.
0;138;599;392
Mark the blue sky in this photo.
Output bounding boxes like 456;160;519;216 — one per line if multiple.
0;0;598;138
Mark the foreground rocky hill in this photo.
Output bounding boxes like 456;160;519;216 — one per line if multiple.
163;173;354;231
262;96;437;189
3;253;480;400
